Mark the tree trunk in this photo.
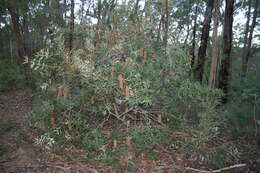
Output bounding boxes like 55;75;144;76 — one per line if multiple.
193;0;215;82
135;0;140;15
97;0;102;26
208;0;220;89
163;0;169;50
22;15;32;57
242;0;259;75
63;0;67;26
157;14;163;42
184;23;190;46
50;0;65;27
7;7;27;67
190;5;198;68
241;0;251;76
80;0;85;24
218;0;235;102
68;0;74;51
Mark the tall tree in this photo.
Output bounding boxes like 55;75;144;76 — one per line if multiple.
190;4;199;68
209;0;220;89
50;0;65;27
241;0;259;75
193;0;215;82
241;0;251;76
163;0;169;49
7;7;27;67
80;0;85;24
135;0;140;16
68;0;74;51
218;0;235;102
22;4;32;57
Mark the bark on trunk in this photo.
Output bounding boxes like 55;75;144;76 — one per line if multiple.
64;0;67;26
218;0;235;102
157;14;163;42
208;0;220;89
69;0;74;51
135;0;140;15
190;5;198;68
241;0;251;76
242;0;259;75
51;0;65;27
8;7;27;67
97;0;102;26
163;0;169;50
22;16;32;57
184;23;190;46
193;0;215;82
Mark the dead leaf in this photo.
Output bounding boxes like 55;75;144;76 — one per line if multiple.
111;60;116;77
177;153;184;162
113;139;117;150
125;86;129;99
118;74;124;90
127;24;132;32
69;64;75;71
126;136;132;148
114;32;120;40
50;114;56;128
143;50;147;60
56;87;63;97
63;90;69;99
112;15;117;25
90;97;95;104
139;48;144;57
157;114;162;124
137;23;142;33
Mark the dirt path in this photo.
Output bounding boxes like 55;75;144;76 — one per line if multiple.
0;91;88;173
0;90;45;172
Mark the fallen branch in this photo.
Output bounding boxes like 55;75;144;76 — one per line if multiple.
46;164;70;172
109;111;128;125
186;163;247;173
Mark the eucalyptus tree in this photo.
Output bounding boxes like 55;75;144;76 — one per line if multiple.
68;0;75;51
218;0;235;102
1;0;30;68
209;0;221;89
193;0;215;82
241;0;259;76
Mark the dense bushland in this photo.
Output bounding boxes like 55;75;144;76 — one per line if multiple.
1;0;259;171
26;24;229;169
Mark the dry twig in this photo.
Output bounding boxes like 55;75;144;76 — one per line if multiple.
186;163;247;173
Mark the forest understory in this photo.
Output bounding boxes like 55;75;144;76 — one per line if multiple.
0;90;259;173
